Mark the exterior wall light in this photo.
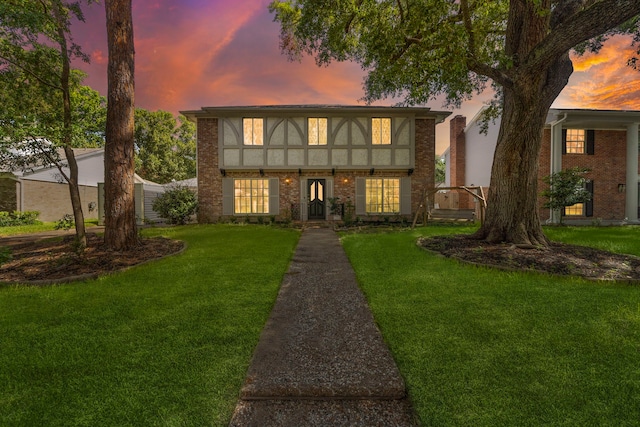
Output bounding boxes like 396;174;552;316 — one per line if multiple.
618;183;626;193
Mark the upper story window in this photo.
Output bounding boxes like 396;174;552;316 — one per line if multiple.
243;118;263;146
565;129;585;154
372;118;392;145
308;118;328;145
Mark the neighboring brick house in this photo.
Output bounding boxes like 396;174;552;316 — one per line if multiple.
444;108;640;224
181;105;450;223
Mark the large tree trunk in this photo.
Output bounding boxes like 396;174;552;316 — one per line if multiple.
476;53;573;246
104;0;138;250
474;0;577;246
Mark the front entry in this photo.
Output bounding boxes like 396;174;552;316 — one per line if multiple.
308;179;326;220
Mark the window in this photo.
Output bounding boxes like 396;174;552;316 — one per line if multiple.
365;178;399;213
243;118;263;145
564;203;584;216
308;118;328;145
234;179;269;214
565;129;585;154
372;118;391;145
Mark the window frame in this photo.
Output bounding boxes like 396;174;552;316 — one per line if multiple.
563;203;585;216
307;117;328;146
365;178;400;214
243;118;264;146
565;129;585;154
233;178;270;214
371;117;392;145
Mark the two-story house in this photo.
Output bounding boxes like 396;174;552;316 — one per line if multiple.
445;108;640;224
181;105;450;223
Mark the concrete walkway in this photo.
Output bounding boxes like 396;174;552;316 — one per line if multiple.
229;228;417;426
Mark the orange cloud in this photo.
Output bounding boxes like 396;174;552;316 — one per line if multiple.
556;35;640;110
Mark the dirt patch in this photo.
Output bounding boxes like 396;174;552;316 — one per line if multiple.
1;233;184;285
419;234;640;282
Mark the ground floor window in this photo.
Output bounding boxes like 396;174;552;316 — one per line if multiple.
234;179;269;214
365;178;400;213
564;203;584;216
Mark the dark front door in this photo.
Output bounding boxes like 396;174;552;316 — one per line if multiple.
308;179;326;220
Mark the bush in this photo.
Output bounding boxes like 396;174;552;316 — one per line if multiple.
0;246;12;267
0;211;40;227
54;214;74;231
152;185;198;225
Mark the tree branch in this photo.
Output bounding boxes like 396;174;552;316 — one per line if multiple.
528;0;640;73
0;54;63;91
344;0;364;34
460;0;475;54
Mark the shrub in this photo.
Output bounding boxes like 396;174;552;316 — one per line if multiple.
0;246;12;267
54;214;74;231
152;185;198;225
0;211;40;227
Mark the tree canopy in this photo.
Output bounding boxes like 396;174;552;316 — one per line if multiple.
270;0;640;246
270;1;640;108
0;0;95;247
134;110;196;184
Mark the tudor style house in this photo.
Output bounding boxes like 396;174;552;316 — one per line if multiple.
181;105;450;223
445;108;640;224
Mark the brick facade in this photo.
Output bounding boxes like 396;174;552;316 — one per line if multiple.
538;128;628;221
448;115;474;209
413;118;436;213
196;118;219;223
449;115;466;187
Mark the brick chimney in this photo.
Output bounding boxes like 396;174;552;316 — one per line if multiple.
449;115;466;187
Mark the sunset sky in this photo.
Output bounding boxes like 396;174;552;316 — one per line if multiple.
71;0;640;154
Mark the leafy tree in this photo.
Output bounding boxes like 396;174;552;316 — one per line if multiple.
71;84;107;147
541;167;592;225
270;0;640;246
0;0;95;249
104;0;137;250
435;157;446;184
134;110;196;184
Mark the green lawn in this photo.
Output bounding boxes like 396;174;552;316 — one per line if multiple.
0;219;100;237
342;226;640;426
0;225;299;426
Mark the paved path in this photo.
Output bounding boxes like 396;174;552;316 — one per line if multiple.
229;228;416;426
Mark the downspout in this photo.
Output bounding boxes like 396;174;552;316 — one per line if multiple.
548;113;568;224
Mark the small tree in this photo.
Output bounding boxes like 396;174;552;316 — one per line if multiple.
152;185;198;225
541;167;592;225
435;157;446;184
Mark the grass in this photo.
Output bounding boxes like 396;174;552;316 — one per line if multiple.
0;219;100;237
0;224;299;426
545;225;640;256
342;225;640;426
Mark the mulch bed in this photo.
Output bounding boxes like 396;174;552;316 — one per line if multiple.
419;234;640;282
1;233;184;285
